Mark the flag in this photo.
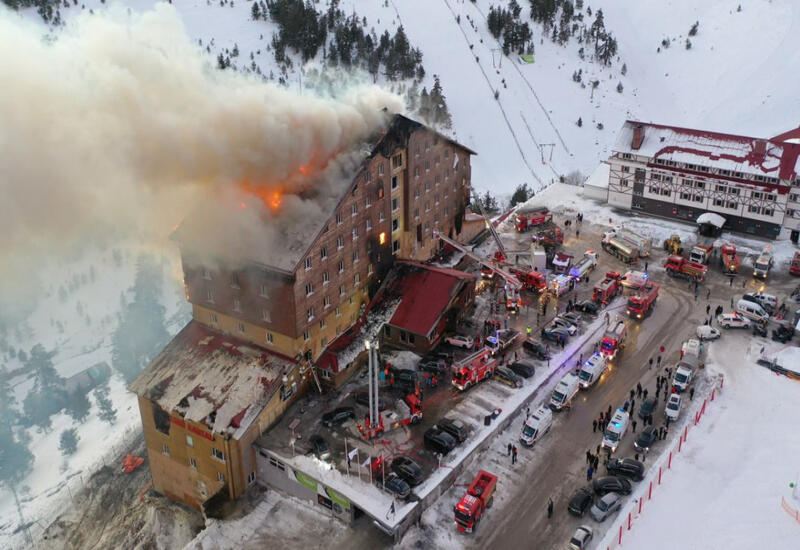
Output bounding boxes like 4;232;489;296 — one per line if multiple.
348;448;359;461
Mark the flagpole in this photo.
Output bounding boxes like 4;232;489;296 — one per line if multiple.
344;437;350;476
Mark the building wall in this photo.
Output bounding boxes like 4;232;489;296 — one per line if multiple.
382;325;430;355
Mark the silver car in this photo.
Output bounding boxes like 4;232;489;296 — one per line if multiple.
568;525;593;549
551;317;578;335
590;492;622;522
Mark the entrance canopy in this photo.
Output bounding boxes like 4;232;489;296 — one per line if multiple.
696;212;726;228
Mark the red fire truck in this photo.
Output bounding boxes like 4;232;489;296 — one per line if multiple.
790;251;800;276
452;349;498;391
592;272;622;304
358;394;423;439
507;266;547;292
515;207;552;232
664;256;708;282
600;318;627;360
454;470;498;533
627;283;659;319
720;243;740;274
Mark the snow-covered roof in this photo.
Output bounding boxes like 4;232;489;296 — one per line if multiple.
696;212;726;228
613;121;800;183
129;321;296;438
585;162;610;189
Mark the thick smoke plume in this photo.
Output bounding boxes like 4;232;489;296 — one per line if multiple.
0;4;404;317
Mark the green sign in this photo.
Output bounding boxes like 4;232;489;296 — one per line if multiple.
294;471;318;492
519;54;535;64
326;487;351;511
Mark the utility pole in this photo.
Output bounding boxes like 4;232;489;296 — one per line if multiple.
539;144;555;165
491;48;503;68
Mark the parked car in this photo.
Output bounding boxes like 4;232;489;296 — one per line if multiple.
590;492;622;522
638;396;657;419
437;417;469;443
606;457;645;481
423;427;457;455
717;313;751;329
390;367;418;385
522;338;550;359
391;456;424;486
665;393;682;421
633;425;658;453
696;325;721;341
591;476;632;496
509;360;536;378
445;334;474;349
568;525;594;550
543;326;570;343
753;322;768;338
322;407;355;427
772;325;795;343
743;292;777;314
377;472;410;500
567;486;595;517
309;434;331;461
495;367;523;388
418;358;448;375
561;312;583;326
354;392;386;410
551;317;578;335
574;300;600;315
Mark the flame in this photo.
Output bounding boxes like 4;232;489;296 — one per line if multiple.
238;180;284;212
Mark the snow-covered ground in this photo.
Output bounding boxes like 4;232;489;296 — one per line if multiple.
598;336;800;550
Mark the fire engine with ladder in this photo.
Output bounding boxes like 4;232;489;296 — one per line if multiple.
592;272;622;304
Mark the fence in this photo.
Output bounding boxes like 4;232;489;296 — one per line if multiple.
600;374;725;550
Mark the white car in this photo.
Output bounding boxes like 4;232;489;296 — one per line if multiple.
696;325;721;341
568;525;593;549
551;317;578;335
672;366;693;393
717;313;751;329
665;393;682;421
445;334;474;349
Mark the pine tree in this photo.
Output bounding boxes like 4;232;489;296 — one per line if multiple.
251;1;260;20
689;21;699;36
64;390;91;423
616;81;623;93
685;39;692;50
22;345;67;429
58;428;79;456
418;87;432;123
429;75;452;129
94;384;117;425
510;183;532;207
621;63;627;75
577;117;583;127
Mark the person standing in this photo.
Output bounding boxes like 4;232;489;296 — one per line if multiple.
586;450;592;464
706;288;711;300
657;355;662;367
592;419;598;432
630;388;635;401
526;406;531;418
607;404;612;418
636;382;642;397
689;387;695;401
729;276;734;287
507;442;513;456
649;357;654;369
547;498;554;519
644;261;649;272
643;388;649;400
632;419;637;433
512;446;518;464
587;465;594;481
706;304;711;315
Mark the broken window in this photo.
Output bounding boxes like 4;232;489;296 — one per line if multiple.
152;404;171;435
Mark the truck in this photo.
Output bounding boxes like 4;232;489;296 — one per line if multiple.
720;243;740;274
592;272;622;304
689;244;714;265
359;394;423;439
486;329;520;355
552;252;573;274
535;226;564;247
454;470;498;533
790;251;800;276
664;256;708;282
602;408;630;452
507;265;547;292
615;228;652;258
515;206;552;232
620;270;649;289
753;245;774;279
577;352;608;388
627;283;659;319
452;349;499;391
663;234;684;255
600;317;627;360
549;274;575;297
504;285;521;311
569;251;598;281
601;235;639;264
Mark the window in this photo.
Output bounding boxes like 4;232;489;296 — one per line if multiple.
727;202;736;209
413;208;419;219
336;212;343;225
378;163;384;176
695;181;705;189
715;184;726;192
748;205;759;213
162;444;169;456
352;227;358;240
392;218;399;232
323;271;330;284
719;169;731;176
392;153;402;169
233;298;241;312
414;166;419;178
203;268;212;280
211;448;226;463
260;283;269;297
307;307;314;321
189;457;197;469
365;195;371;207
409;334;416;344
680;192;691;200
729;188;740;195
266;332;274;344
339;284;346;296
753;191;762;199
377;185;384;199
621;166;630;173
790;193;800;202
425;180;430;192
694;195;703;203
368;263;374;275
649;186;659;194
392;198;399;211
763;208;774;216
663;176;673;183
354;273;361;287
303;330;310;341
320;246;328;260
400;331;407;342
230;272;240;288
217;472;225;483
619;180;629;187
186;435;194;447
351;203;358;217
210;312;218;324
379;210;386;222
435;194;440;205
714;199;724;207
248;471;256;485
320;318;327;329
261;308;271;322
393;240;400;254
353;250;359;263
384;325;391;337
379;231;387;245
652;174;661;181
366;218;372;231
338;260;344;273
305;257;312;270
425;160;430;171
337;236;344;249
446;168;451;180
335;306;341;317
305;282;314;296
435;175;440;186
206;288;215;303
767;194;776;202
322;224;329;234
661;189;671;197
425;201;431;212
391;176;398;189
323;295;331;308
365;170;371;182
622;153;632;160
237;321;245;333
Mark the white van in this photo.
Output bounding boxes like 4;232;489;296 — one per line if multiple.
549;373;580;411
578;353;608;388
744;292;777;313
520;405;554;446
602;408;630;452
672;365;693;393
736;299;769;323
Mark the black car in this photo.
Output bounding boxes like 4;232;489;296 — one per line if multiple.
606;458;645;481
591;476;632;496
495;367;523;388
423;427;457;455
377;472;411;500
567;485;594;517
772;325;794;343
354;392;386;410
522;338;550;360
638;396;658;419
437;417;469;443
634;425;658;453
391;456;424;486
574;300;600;315
322;407;355;427
309;434;331;461
753;322;768;337
509;361;536;379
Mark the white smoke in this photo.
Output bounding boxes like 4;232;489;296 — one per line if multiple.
0;4;404;318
